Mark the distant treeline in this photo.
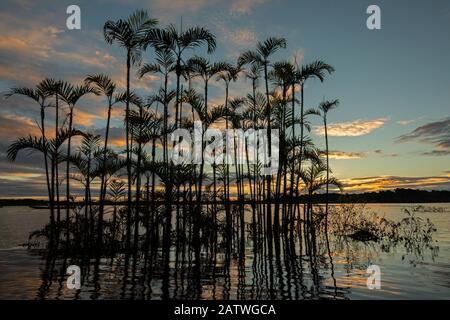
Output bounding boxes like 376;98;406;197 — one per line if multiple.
1;189;449;206
301;188;450;203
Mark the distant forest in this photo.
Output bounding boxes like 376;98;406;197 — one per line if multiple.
304;188;450;203
1;189;449;206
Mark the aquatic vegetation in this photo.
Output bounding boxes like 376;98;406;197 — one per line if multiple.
326;204;439;260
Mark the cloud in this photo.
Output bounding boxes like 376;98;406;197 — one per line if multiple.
146;0;267;15
328;151;366;159
148;0;212;13
94;127;126;148
421;150;450;156
229;0;268;14
342;175;450;192
396;118;450;155
397;119;416;125
373;149;398;157
0;112;42;142
226;28;258;47
313;118;387;137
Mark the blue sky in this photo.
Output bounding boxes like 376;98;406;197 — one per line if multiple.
0;0;449;196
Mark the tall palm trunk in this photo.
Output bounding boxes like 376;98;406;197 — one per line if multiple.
295;84;305;227
163;72;169;164
263;62;273;243
134;106;144;251
289;82;296;234
125;50;133;250
324;116;330;233
40;107;54;228
65;107;74;243
55;92;61;226
97;98;112;247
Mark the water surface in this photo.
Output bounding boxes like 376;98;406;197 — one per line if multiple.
0;204;449;300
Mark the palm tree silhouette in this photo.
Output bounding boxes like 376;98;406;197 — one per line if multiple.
61;83;98;235
66;133;101;239
146;24;216;128
5;83;54;226
139;48;176;164
239;37;287;239
294;60;334;191
84;74;122;243
186;56;231;203
217;64;242;202
41;79;73;226
317;99;339;232
104;9;158;249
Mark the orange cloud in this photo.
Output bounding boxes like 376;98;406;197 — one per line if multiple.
328;151;366;160
73;109;103;127
341;175;450;193
314;118;387;137
0;112;43;140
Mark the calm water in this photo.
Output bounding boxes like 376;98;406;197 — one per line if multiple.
0;204;449;300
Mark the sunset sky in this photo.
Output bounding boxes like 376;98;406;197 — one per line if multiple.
0;0;449;197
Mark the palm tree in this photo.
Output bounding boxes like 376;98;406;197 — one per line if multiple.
182;88;226;267
7;129;87;196
145;25;216;271
104;9;158;249
84;74;121;239
61;84;98;232
5;83;54;225
239;37;287;237
294;61;335;190
186;56;231;204
40;79;73;226
217;64;242;202
67;134;101;240
138;48;176;164
298;158;343;228
317;99;339;231
145;24;216;128
127;103;160;249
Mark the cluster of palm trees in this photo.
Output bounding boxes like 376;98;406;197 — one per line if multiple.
6;9;343;263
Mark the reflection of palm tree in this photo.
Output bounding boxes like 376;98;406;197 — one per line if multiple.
317;99;339;231
104;9;158;249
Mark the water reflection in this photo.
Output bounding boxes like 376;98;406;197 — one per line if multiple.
24;203;441;300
